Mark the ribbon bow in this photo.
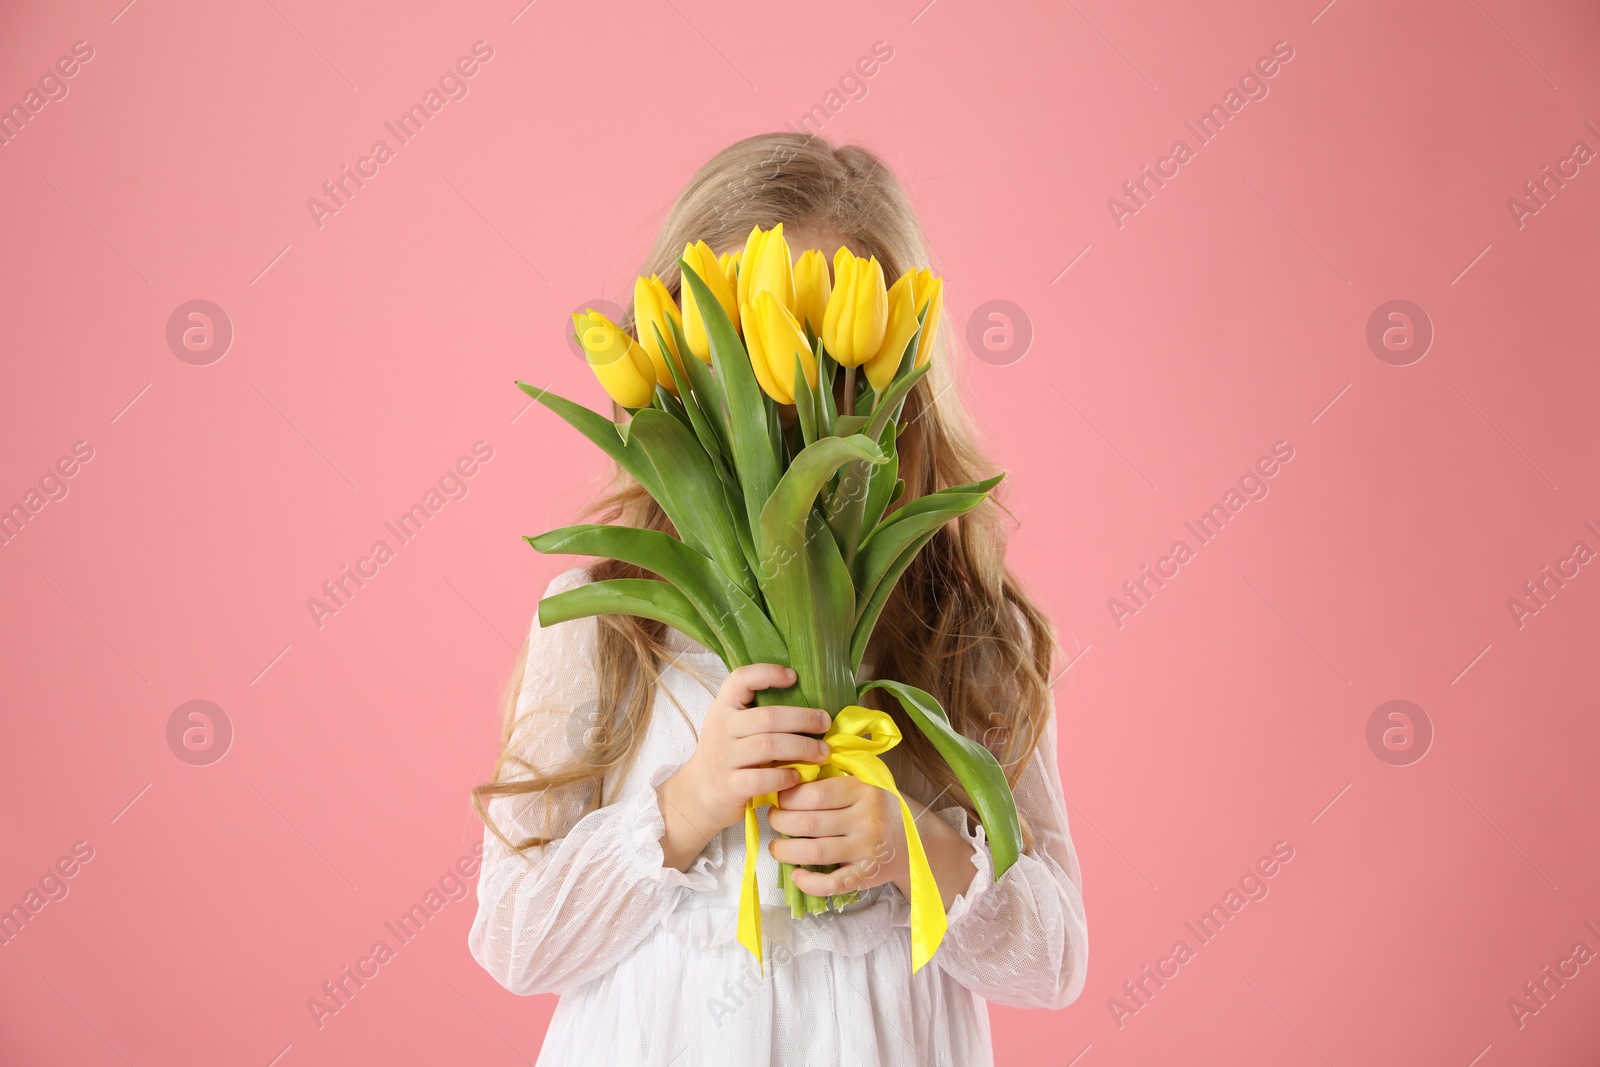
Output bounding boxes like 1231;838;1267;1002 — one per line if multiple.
736;704;947;975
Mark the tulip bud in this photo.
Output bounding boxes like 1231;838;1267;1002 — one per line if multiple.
864;270;920;393
633;274;685;392
793;249;832;337
911;268;943;367
719;250;742;291
742;291;816;406
737;224;796;317
681;240;739;362
573;310;657;409
821;248;887;368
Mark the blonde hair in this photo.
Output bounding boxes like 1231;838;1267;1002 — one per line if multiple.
475;133;1056;854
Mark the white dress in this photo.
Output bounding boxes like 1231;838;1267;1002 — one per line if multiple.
468;567;1089;1066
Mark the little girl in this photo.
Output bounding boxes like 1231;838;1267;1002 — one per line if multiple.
469;133;1088;1066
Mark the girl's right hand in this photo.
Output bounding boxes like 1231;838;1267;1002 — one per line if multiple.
657;664;832;866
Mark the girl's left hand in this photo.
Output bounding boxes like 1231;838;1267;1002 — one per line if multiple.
768;776;910;897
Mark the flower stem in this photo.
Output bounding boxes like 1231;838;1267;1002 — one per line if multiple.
842;365;856;417
780;858;805;917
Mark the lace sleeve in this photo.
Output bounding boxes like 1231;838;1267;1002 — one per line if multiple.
467;568;721;996
929;679;1089;1009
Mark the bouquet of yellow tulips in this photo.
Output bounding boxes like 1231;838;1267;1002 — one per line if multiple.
517;225;1020;974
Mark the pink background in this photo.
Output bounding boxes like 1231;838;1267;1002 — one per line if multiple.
3;0;1599;1063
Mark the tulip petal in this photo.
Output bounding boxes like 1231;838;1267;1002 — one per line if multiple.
739;224;795;317
573;309;656;408
854;257;888;365
635;274;685;392
794;249;832;337
741;299;786;405
913;270;943;368
755;291;815;406
865;270;918;394
682;241;738;362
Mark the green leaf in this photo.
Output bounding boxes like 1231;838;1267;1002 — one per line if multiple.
721;475;761;587
816;345;837;439
866;361;930;442
658;344;760;591
859;419;901;534
859;678;1022;879
538;578;724;661
678;257;778;536
851;475;1003;670
760;434;885;566
755;507;858;712
853;491;985;611
654;384;694;434
756;434;884;711
793;353;818;449
654;321;730;475
850;535;924;674
767;394;786;467
627;408;760;603
858;474;1003;565
527;524;785;666
825;410;908;568
516;381;662;502
833;414;868;437
667;316;731;457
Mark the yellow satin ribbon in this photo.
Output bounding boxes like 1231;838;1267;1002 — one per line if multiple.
736;704;947;975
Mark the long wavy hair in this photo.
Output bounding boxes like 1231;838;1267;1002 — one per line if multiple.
475;132;1057;857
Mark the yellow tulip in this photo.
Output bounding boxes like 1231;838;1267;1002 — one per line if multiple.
737;224;795;316
681;240;739;362
719;250;742;291
911;268;943;367
864;270;921;393
742;291;817;405
793;249;831;336
633;274;685;392
821;248;887;368
573;310;656;409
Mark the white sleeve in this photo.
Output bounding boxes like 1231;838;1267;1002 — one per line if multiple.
467;568;722;996
928;688;1089;1009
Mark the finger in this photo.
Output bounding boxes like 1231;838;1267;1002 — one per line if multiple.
767;805;852;839
769;834;857;867
729;705;832;738
734;733;829;769
732;766;803;799
790;862;883;897
774;775;861;810
718;664;797;709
